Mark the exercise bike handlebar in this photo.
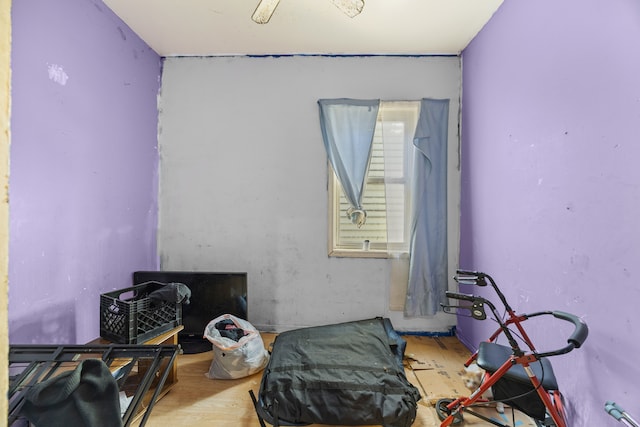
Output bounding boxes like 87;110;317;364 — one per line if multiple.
551;310;589;349
445;291;480;303
449;270;589;358
522;310;589;358
454;270;515;313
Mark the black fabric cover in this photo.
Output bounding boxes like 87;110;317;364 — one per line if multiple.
148;281;191;306
20;358;123;427
255;317;421;427
477;341;559;421
476;342;558;390
491;377;547;421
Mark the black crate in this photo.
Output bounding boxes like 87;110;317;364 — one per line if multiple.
100;282;183;344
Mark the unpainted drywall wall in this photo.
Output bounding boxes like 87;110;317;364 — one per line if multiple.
158;55;461;332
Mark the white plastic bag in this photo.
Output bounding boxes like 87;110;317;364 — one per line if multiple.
203;314;269;379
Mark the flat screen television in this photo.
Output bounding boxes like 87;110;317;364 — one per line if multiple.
133;271;247;353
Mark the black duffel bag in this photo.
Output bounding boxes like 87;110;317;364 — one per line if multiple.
252;317;421;427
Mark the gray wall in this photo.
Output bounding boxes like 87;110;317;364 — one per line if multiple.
158;55;460;332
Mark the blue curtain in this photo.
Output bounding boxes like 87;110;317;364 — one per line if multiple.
404;98;450;317
318;99;380;226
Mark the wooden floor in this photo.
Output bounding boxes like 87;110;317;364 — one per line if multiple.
140;333;537;427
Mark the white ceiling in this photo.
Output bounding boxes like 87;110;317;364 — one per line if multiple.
102;0;504;57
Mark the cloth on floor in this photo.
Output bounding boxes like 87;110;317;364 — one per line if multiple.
148;282;191;306
215;318;249;342
20;358;123;427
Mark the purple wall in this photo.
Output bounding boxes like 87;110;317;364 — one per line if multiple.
10;0;161;344
460;0;640;424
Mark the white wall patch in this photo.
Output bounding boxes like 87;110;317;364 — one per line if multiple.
47;64;69;86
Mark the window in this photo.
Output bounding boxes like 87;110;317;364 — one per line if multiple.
328;101;420;257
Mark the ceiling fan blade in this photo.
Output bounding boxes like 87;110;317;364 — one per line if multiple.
331;0;364;18
252;0;281;24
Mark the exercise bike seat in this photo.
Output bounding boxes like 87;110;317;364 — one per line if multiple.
476;341;559;391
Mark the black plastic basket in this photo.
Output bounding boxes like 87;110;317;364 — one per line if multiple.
100;282;182;344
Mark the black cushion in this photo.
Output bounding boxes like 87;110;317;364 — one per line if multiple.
476;341;558;391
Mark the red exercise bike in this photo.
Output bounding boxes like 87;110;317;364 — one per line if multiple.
437;270;588;427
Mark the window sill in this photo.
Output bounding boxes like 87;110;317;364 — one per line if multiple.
329;249;391;259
